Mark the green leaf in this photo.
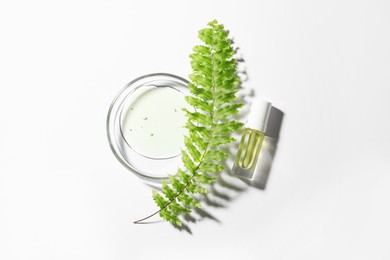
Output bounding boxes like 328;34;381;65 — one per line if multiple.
204;150;229;161
198;28;214;45
187;183;208;194
215;90;239;107
185;122;211;139
214;48;235;61
190;61;212;78
168;175;185;192
136;20;245;226
178;193;202;208
152;190;168;209
213;40;232;52
177;168;191;183
184;136;202;162
162;180;176;201
182;150;197;173
189;129;208;151
184;109;212;126
213;120;244;134
169;201;191;215
215;76;239;93
188;83;213;100
189;73;213;89
193;174;216;184
207;19;219;27
160;209;182;226
185;96;213;113
199;162;224;174
192;45;211;55
214;103;244;120
209;135;236;146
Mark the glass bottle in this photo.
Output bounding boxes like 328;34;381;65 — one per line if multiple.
233;100;272;179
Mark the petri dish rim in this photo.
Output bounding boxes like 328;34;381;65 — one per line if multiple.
106;73;189;183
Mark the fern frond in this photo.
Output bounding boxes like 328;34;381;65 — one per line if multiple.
134;20;244;225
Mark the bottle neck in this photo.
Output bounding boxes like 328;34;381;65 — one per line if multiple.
245;121;267;133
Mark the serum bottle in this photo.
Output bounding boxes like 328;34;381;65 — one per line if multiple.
233;100;272;179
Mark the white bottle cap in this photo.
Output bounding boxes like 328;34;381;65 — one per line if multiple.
246;99;272;133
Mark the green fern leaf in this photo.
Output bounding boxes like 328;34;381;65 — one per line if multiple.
188;74;213;89
168;201;191;215
168;175;185;191
183;110;213;126
181;150;197;173
187;183;208;194
199;162;224;174
215;90;239;107
134;20;244;226
204;150;229;161
185;122;211;139
188;83;213;100
177;169;191;183
188;129;208;151
209;135;236;147
152;190;168;208
160;209;182;226
214;103;244;120
193;174;216;184
162;180;176;201
185;96;213;113
178;193;202;208
184;136;202;162
213;121;244;134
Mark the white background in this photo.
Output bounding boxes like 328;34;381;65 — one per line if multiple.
1;0;390;259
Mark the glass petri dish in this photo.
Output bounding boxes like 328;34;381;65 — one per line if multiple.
106;73;189;183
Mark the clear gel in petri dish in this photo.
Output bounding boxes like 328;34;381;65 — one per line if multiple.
107;73;189;182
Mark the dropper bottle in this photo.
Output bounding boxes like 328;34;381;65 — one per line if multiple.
233;99;272;179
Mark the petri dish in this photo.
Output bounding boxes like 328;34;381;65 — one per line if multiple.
106;73;189;183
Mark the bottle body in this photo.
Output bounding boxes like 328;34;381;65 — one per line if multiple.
233;128;265;179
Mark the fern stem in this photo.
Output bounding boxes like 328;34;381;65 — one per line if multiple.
133;210;161;224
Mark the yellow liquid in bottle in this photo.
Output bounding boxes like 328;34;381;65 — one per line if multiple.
233;128;265;178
